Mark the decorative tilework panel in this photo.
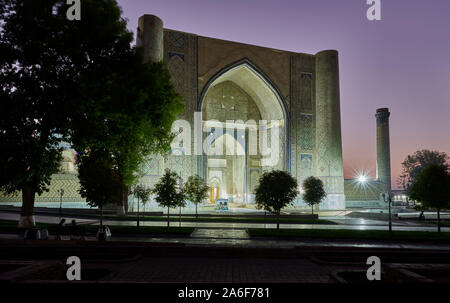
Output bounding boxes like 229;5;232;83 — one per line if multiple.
299;114;313;150
167;55;185;94
168;31;185;49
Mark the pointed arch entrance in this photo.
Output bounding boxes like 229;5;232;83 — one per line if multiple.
199;60;288;204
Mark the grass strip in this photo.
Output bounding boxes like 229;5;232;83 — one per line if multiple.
0;219;194;236
248;228;450;241
110;215;337;225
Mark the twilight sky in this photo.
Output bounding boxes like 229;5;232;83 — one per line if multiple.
116;0;450;189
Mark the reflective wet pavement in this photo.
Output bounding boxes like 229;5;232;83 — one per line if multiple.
1;211;449;232
3;231;450;251
190;228;250;239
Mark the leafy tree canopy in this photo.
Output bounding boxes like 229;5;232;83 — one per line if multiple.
152;169;185;209
0;0;183;223
71;57;183;188
0;0;75;196
409;164;450;232
302;176;327;207
254;170;298;214
409;164;450;210
184;175;209;205
398;150;449;193
78;152;122;210
184;175;209;218
0;0;137;225
133;184;152;206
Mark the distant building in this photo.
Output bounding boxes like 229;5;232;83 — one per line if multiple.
391;190;409;203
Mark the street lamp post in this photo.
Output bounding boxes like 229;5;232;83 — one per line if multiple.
382;192;392;232
58;188;64;220
357;175;393;232
137;195;140;227
178;173;183;227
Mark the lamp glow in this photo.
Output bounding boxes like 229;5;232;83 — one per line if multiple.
357;175;367;183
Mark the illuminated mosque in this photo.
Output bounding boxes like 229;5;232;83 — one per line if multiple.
0;15;393;211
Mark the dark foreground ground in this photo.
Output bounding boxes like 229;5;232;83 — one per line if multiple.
1;238;449;284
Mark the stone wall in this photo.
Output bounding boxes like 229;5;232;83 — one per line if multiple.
0;173;85;203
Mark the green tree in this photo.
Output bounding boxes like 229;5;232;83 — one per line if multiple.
409;164;450;233
0;0;73;228
77;152;122;230
398;150;449;193
133;184;152;227
152;169;185;231
71;51;183;215
184;175;209;219
0;0;136;227
302;176;327;223
254;170;298;230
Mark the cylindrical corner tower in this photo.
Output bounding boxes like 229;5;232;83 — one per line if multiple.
137;15;163;63
314;50;345;210
375;108;391;194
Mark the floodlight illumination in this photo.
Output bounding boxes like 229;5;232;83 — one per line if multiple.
299;186;305;194
357;175;367;183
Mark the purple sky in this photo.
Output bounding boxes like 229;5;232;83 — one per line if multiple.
117;0;450;189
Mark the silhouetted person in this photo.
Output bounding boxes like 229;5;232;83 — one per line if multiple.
419;211;425;220
69;219;78;240
56;218;66;240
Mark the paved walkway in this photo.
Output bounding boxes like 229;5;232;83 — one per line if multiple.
1;211;448;232
2;231;449;283
2;227;450;251
326;216;426;226
99;256;346;283
1;225;450;283
190;228;250;239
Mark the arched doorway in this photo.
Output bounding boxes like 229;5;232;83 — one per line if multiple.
199;61;287;204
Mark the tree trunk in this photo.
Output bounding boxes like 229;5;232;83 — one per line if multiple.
116;180;127;216
116;204;125;216
196;203;198;220
19;183;36;228
277;210;280;230
167;206;170;231
437;208;441;233
123;185;129;213
100;206;103;229
312;205;315;226
137;198;140;227
179;206;181;227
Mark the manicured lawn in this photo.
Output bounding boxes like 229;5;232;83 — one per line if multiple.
0;219;194;236
104;225;194;236
0;208;337;225
248;228;450;241
2;219;449;241
111;215;337;225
